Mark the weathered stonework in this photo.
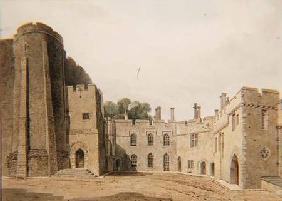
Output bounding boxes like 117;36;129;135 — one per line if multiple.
108;87;281;189
0;22;98;177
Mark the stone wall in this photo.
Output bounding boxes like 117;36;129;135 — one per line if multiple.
243;88;280;188
111;119;177;172
67;84;106;175
0;39;15;176
176;117;215;175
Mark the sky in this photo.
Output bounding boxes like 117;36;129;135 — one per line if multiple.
1;0;282;120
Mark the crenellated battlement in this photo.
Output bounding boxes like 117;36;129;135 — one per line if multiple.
15;22;63;44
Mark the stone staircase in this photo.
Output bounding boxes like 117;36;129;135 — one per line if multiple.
53;168;97;179
2;188;65;201
262;176;282;188
261;176;282;197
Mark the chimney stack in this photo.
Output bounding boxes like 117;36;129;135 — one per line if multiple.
193;103;201;119
155;106;161;120
220;93;227;109
170;108;175;121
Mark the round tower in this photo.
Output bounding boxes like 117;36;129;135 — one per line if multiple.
13;22;68;177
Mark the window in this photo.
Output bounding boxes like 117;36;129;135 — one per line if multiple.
262;109;268;130
190;133;198;147
130;133;137;146
163;153;169;171
236;114;239;125
82;113;90;119
188;160;194;169
163;134;170;146
148;133;153;146
131;154;137;167
148;153;153;168
232;113;235;131
221;133;224;157
214;137;217;152
178;156;181;172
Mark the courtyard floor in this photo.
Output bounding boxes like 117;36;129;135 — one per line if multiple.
2;172;282;201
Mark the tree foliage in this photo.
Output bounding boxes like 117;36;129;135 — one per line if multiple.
104;98;151;120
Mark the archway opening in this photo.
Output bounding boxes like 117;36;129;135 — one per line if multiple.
230;155;239;185
178;156;181;172
115;159;121;171
200;161;206;175
210;162;215;176
75;149;84;168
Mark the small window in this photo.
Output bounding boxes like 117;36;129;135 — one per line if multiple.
188;160;194;169
82;113;90;119
236;114;239;125
163;134;170;146
131;154;137;167
148;133;153;146
232;113;236;131
190;133;198;147
221;133;224;157
130;133;137;146
148;153;153;168
215;137;217;152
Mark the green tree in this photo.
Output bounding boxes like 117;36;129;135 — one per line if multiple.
104;98;151;120
104;101;118;118
117;98;131;114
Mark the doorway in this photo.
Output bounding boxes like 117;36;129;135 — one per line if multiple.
230;155;239;185
75;149;84;168
200;161;206;175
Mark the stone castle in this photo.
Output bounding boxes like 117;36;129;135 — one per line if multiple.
1;23;282;189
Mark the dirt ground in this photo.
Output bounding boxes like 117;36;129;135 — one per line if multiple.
2;172;282;201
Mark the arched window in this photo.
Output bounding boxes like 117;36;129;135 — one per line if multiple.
178;156;181;172
163;153;169;171
148;153;153;168
131;154;137;167
130;133;136;146
148;133;153;146
163;134;170;146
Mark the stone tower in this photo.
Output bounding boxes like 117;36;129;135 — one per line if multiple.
12;23;68;177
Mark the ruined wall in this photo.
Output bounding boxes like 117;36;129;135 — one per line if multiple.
65;57;92;86
0;39;15;176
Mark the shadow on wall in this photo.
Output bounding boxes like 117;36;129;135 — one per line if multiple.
2;189;172;201
115;144;137;172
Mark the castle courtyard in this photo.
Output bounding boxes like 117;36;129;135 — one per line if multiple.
2;172;281;201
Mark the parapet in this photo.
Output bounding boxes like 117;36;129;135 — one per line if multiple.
15;22;63;44
67;84;97;93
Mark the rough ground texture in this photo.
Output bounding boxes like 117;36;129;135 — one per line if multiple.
2;172;282;201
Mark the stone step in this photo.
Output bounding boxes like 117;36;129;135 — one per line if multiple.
53;168;97;179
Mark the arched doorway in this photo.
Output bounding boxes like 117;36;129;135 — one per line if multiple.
75;149;84;168
210;162;215;176
200;161;206;175
230;155;239;185
115;159;121;171
178;156;181;172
